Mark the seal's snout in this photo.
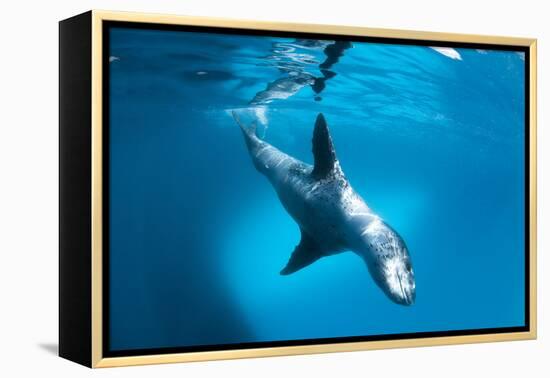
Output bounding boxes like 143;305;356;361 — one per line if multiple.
367;257;416;307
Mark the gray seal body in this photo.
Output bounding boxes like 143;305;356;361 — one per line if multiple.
233;112;415;305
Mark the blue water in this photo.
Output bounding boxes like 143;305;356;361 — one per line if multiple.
108;27;526;351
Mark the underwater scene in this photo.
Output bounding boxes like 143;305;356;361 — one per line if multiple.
107;26;526;352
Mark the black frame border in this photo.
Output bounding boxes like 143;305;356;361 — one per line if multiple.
101;20;531;358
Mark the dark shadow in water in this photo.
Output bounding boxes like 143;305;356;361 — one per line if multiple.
320;41;354;70
108;112;256;350
37;343;58;355
312;41;353;100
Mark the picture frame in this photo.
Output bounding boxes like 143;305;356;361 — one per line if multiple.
59;10;537;368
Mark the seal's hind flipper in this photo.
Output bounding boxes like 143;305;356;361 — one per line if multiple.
232;110;261;152
232;110;257;138
280;229;323;275
311;113;338;179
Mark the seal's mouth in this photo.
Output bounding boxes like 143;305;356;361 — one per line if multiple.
396;273;415;306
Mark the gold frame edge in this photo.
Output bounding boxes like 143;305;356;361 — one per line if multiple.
91;10;104;368
528;40;537;339
89;9;537;368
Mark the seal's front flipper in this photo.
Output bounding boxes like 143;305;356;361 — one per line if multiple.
280;229;323;275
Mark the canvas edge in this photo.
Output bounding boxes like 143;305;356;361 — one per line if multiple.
88;9;537;368
58;10;93;368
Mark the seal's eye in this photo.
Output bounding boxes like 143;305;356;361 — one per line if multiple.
404;260;412;271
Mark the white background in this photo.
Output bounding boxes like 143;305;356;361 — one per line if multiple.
0;0;547;376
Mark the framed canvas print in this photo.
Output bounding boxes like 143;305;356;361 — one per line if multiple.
59;10;537;368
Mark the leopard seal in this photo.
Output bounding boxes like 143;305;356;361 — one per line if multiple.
233;112;415;305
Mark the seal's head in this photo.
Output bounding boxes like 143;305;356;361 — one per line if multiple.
361;218;416;305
